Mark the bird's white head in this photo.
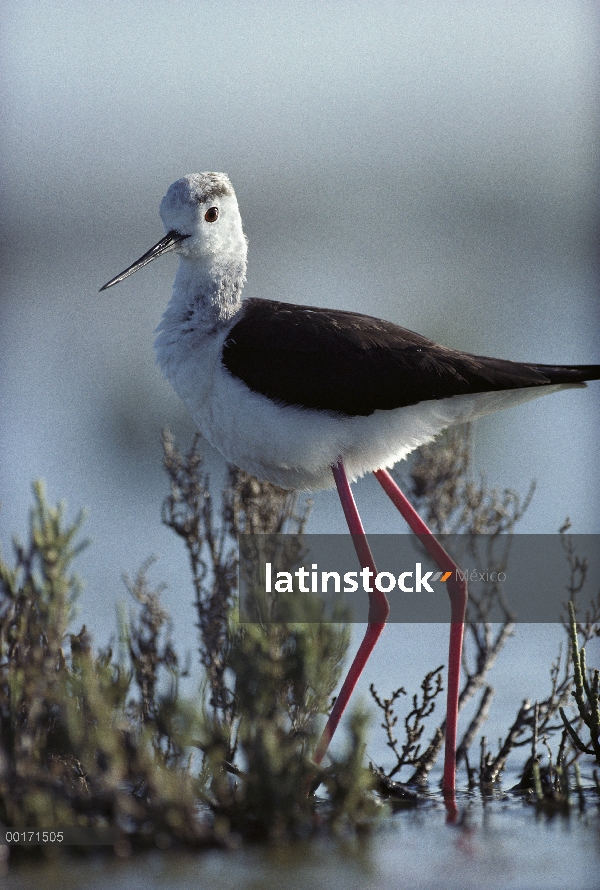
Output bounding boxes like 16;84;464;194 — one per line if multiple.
100;172;247;294
159;173;247;270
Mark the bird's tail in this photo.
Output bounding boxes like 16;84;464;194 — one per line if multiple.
529;364;600;385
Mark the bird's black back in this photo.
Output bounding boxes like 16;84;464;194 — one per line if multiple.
222;298;600;417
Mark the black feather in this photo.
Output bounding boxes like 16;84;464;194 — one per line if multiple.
222;299;600;417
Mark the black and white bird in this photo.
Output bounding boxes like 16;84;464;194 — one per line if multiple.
101;172;600;793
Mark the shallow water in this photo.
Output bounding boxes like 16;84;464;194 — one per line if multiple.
4;788;599;890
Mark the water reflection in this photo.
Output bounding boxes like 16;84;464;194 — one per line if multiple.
3;791;599;890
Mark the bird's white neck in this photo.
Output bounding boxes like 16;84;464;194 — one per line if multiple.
176;252;245;319
154;253;246;375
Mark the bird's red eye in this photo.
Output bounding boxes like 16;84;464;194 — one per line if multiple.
205;207;219;223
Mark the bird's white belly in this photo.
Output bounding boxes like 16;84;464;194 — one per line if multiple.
165;333;571;491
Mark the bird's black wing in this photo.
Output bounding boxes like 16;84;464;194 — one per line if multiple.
221;298;600;417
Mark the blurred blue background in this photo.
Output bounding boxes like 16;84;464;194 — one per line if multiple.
1;1;599;775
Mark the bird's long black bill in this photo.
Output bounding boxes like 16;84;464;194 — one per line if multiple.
99;230;189;291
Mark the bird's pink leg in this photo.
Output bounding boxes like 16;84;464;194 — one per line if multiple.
374;468;467;795
312;460;390;765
